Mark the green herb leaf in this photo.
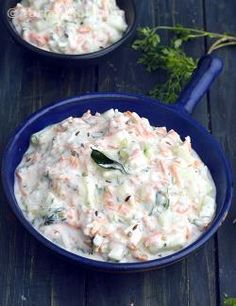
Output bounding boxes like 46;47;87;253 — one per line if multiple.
155;191;170;210
91;149;128;174
149;191;170;215
133;27;162;72
173;38;183;49
30;134;39;146
43;208;66;225
224;297;236;306
163;197;170;209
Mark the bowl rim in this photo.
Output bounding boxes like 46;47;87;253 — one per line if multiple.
2;0;137;60
1;92;233;272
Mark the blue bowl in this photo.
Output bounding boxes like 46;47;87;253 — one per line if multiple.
1;56;233;272
2;0;137;64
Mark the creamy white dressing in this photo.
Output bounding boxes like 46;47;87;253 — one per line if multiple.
14;109;216;262
12;0;128;54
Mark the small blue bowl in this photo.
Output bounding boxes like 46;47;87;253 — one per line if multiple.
1;56;233;272
2;0;137;64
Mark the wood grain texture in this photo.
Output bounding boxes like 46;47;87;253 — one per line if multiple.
0;16;95;306
89;1;218;306
204;0;236;303
0;0;234;305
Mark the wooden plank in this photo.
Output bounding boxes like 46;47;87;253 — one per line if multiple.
0;16;96;306
204;0;236;303
87;1;217;306
0;0;228;305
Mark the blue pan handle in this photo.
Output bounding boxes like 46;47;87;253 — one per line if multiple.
176;54;223;114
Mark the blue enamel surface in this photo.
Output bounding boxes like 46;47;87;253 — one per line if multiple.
2;0;137;63
1;55;233;272
176;55;224;113
1;92;233;272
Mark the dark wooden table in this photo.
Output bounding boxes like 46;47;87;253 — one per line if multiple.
0;1;236;305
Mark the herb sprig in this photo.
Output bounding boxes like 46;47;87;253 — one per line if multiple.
224;296;236;306
132;25;236;103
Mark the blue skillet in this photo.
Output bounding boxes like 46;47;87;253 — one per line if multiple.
1;55;233;272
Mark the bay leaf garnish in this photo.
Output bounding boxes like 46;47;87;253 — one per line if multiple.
91;148;128;174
